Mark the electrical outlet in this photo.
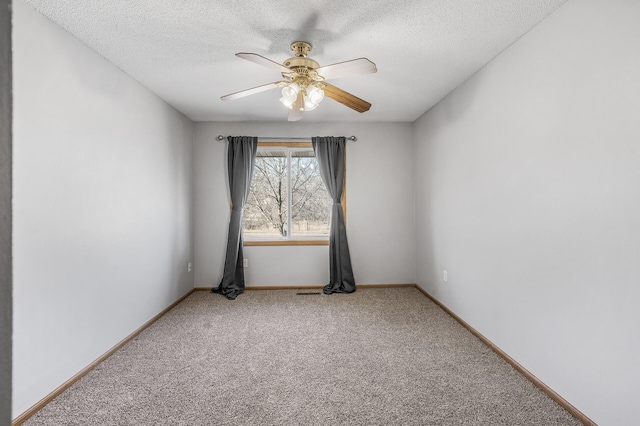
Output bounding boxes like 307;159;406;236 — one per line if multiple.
188;262;192;273
243;259;248;268
443;270;448;282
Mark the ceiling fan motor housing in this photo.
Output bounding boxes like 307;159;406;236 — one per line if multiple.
283;42;322;81
283;57;320;69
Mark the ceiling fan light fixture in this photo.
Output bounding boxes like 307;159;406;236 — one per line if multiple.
304;85;324;111
303;99;317;111
279;83;299;109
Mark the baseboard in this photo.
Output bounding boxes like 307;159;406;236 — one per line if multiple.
12;288;196;426
195;283;417;292
412;285;596;426
356;283;416;289
195;286;325;291
245;285;325;290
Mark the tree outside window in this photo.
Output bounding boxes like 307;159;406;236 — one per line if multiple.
243;145;333;241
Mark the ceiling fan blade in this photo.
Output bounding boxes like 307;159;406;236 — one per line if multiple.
315;58;377;80
221;81;282;101
322;84;372;113
288;92;304;121
236;53;290;73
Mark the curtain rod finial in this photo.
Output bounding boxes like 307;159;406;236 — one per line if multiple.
216;135;225;141
349;136;357;142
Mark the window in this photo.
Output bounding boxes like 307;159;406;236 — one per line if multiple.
243;143;339;246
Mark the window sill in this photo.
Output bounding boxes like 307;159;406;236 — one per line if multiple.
244;240;329;247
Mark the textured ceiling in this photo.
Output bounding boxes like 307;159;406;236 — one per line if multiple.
24;0;567;122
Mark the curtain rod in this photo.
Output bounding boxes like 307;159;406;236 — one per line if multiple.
216;135;357;142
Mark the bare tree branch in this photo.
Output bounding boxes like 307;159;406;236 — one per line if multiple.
245;152;331;237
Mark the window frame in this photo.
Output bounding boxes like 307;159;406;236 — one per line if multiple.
243;141;346;247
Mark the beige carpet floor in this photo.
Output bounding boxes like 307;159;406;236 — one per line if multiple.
25;287;582;425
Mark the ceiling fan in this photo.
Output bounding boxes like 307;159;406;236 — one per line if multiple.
220;41;377;121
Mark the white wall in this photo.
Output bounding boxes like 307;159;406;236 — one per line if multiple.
12;1;194;418
194;121;415;288
413;0;640;424
1;0;12;424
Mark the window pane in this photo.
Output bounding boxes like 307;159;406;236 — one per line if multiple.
244;155;289;238
290;152;332;237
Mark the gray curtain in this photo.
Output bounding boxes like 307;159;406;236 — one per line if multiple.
312;136;356;294
212;136;258;300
